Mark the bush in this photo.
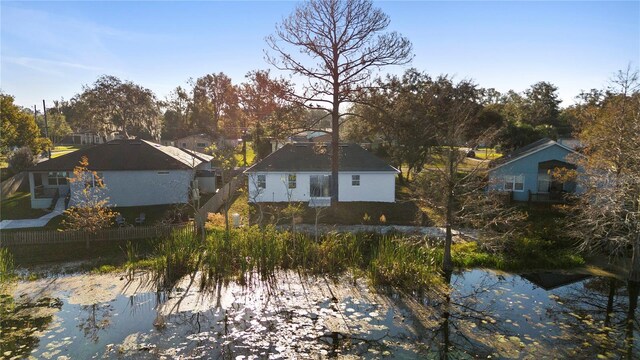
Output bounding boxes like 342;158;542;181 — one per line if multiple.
7;147;35;173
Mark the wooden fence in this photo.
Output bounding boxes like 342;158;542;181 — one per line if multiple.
0;223;195;247
197;175;244;221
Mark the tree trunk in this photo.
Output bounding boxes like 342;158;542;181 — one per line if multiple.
330;43;340;207
604;278;617;328
625;280;639;359
330;96;339;207
629;235;640;282
442;149;455;273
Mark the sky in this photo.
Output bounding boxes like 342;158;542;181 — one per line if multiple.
1;1;638;110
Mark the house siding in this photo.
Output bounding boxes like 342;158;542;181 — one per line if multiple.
488;144;580;201
247;172;396;203
69;170;193;207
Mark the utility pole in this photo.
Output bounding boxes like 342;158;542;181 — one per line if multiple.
42;100;51;158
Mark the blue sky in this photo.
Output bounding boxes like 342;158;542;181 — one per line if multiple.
2;1;638;109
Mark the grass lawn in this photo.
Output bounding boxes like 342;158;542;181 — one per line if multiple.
474;148;502;160
0;192;47;220
51;145;83;158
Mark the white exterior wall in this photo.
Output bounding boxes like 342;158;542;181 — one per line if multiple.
247;172;395;203
70;170;193;207
338;172;395;202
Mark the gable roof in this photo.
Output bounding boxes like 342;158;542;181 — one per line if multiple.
28;139;206;172
488;138;581;172
245;143;398;173
178;147;214;162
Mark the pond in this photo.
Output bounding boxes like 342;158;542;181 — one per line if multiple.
1;269;637;359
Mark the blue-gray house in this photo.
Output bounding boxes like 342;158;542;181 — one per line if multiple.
488;138;583;202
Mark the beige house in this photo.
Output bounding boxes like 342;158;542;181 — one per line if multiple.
164;134;214;153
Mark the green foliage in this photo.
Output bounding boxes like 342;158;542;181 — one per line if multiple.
369;237;442;293
73;75;161;139
142;227;447;294
441;239;585;271
1;93;48;154
91;264;118;274
0;248;15;286
36;111;72;144
7;147;36;173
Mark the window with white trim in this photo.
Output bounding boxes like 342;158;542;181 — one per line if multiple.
503;175;524;192
47;171;68;185
257;174;266;189
288;174;296;189
352;174;360;186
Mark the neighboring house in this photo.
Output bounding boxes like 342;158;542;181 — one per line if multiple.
487;138;583;202
26;139;215;209
245;143;398;203
61;131;122;145
305;131;332;143
165;134;214;153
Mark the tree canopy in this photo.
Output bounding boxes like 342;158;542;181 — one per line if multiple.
70;75;162;140
1;93;48;155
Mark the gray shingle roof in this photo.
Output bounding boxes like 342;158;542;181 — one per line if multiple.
488;138;580;172
28;139;206;172
245;143;397;173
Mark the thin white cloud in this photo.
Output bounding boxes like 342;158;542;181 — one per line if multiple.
4;56;108;75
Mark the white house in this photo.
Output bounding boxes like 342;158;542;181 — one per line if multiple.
245;143;398;204
26;139;215;209
487;138;584;202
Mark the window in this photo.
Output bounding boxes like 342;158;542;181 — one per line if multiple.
310;175;331;197
352;175;360;186
196;142;207;147
182;142;187;147
157;171;170;175
503;175;524;192
47;172;68;186
257;174;266;189
84;172;104;188
537;173;551;193
288;174;297;189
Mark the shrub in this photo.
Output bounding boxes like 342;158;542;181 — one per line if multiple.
7;147;35;173
205;212;226;230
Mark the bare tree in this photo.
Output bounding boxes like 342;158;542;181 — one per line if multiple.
266;0;412;205
566;66;640;282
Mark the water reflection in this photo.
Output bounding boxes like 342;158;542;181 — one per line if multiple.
3;269;638;359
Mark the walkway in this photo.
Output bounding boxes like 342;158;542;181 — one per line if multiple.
0;198;65;230
277;224;478;240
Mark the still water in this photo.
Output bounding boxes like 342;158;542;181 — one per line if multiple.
1;269;637;359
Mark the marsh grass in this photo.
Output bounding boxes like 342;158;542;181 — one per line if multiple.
140;226;444;293
0;248;15;286
138;225;585;295
443;240;584;271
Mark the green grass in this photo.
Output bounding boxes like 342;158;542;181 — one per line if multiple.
474;148;503;160
51;145;83;158
0;192;48;220
442;239;585;271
